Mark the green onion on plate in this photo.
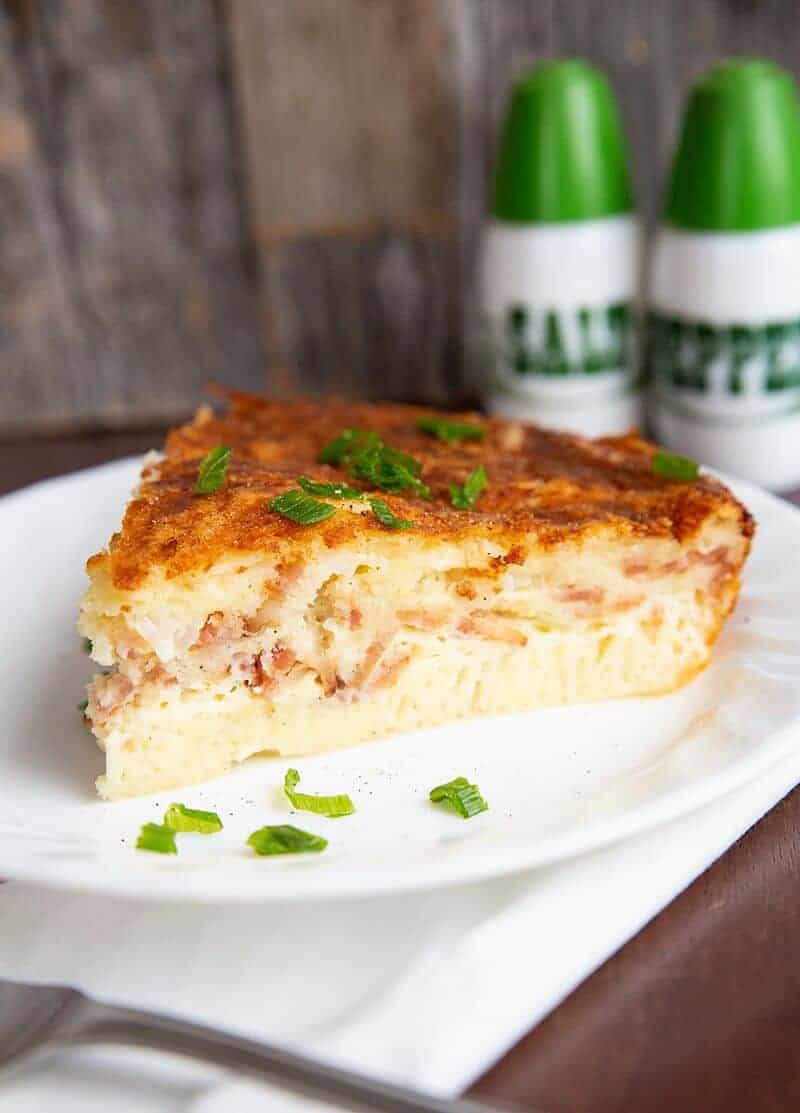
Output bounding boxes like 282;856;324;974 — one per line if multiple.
429;776;489;819
136;822;177;855
164;802;223;834
247;824;328;856
283;768;355;818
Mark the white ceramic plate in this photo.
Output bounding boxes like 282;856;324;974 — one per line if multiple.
1;459;799;902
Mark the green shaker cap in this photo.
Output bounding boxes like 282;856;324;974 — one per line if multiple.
665;59;800;231
492;59;633;223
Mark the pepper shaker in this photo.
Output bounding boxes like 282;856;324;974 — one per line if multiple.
649;59;800;490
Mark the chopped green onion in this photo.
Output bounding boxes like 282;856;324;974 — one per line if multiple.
269;489;337;525
194;445;231;495
449;465;488;511
164;802;223;834
354;442;429;498
298;475;365;499
416;416;485;444
283;768;355;817
136;822;177;854
319;428;362;465
319;429;430;499
82;638;93;655
429;776;489;818
369;497;414;531
247;824;328;856
77;698;88;716
652;450;699;481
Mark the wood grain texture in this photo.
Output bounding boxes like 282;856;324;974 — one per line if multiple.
0;0;263;433
256;232;460;403
226;0;457;242
226;0;463;405
7;1;800;426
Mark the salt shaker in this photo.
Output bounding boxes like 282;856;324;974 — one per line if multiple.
482;59;641;437
649;59;800;490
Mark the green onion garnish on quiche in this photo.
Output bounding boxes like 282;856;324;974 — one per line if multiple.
652;450;699;481
319;429;430;498
416;416;485;444
369;498;414;530
194;445;231;495
298;476;365;499
449;465;488;510
269;489;337;525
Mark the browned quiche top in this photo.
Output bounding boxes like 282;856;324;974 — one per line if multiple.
94;390;754;590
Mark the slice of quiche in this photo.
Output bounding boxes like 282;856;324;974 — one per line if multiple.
79;391;754;800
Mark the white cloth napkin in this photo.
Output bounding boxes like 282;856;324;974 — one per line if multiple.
0;743;798;1111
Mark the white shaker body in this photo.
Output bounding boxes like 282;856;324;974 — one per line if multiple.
649;224;800;490
482;215;641;437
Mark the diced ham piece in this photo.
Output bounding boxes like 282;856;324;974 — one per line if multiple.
559;586;604;605
194;611;245;647
458;612;528;646
89;673;134;724
608;595;645;614
371;651;415;690
239;652;275;692
350;638;387;689
396;607;451;631
272;644;296;672
196;611;224;646
693;545;730;567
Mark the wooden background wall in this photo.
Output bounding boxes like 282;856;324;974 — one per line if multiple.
1;0;798;434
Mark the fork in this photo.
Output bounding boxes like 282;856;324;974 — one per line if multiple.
0;978;513;1111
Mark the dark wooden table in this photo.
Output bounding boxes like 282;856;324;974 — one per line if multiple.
4;430;800;1113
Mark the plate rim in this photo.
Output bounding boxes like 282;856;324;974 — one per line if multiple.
0;460;798;904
